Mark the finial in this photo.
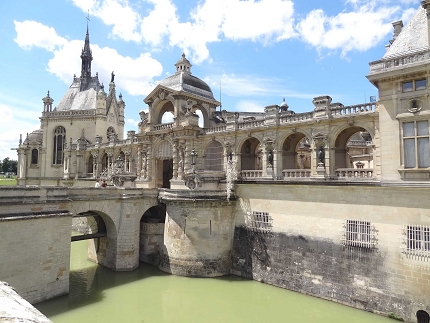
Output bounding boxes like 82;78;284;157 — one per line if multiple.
182;53;186;58
47;90;50;98
111;71;115;83
119;93;123;99
86;10;90;31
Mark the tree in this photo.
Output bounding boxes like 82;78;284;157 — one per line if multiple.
2;157;17;173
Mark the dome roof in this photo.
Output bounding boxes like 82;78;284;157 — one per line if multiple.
159;71;215;101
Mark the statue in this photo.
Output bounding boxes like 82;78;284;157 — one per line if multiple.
268;150;273;166
111;71;115;83
317;146;325;165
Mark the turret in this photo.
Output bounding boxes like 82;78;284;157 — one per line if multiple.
42;91;54;112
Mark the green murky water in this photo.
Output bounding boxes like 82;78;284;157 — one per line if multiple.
35;240;393;323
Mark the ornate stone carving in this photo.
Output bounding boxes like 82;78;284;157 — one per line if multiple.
312;132;328;148
185;172;202;190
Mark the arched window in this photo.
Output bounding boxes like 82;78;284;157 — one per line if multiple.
88;154;94;174
417;310;429;323
31;149;38;165
205;141;223;171
53;126;66;165
101;153;108;171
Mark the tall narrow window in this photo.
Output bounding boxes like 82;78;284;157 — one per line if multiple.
403;121;430;168
53;126;66;165
31;149;38;165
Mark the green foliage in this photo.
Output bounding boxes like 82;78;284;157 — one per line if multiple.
387;313;404;321
1;157;18;174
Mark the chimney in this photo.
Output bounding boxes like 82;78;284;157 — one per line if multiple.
392;20;403;41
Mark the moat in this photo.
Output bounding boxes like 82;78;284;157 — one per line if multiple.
35;240;393;323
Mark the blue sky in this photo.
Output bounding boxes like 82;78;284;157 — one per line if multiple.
0;0;418;160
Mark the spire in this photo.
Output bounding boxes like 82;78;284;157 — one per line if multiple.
80;24;93;80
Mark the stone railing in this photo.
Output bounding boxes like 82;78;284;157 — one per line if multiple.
238;120;265;129
279;111;314;124
335;168;373;178
86;139;128;149
43;110;96;117
153;123;173;131
369;50;430;74
331;103;376;116
348;140;373;147
240;170;263;179
282;169;311;179
202;125;227;134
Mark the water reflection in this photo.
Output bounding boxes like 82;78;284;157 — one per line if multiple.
35;240;393;323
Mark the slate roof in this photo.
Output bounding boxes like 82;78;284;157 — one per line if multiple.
55;78;99;111
383;6;429;59
159;72;215;101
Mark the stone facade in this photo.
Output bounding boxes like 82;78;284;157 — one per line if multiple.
4;3;430;322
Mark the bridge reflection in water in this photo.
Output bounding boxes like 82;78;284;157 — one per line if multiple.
35;240;393;323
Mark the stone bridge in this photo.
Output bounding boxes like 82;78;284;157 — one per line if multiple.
0;186;159;303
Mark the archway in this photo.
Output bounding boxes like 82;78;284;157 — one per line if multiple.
281;133;311;169
158;101;175;124
334;127;373;177
72;211;115;267
240;137;262;178
155;140;173;188
87;154;94;175
139;204;166;266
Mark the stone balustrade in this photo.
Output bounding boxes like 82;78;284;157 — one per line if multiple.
279;111;314;124
153;123;173;131
335;168;373;178
238;120;265;129
202;125;227;134
240;170;263;179
331;103;376;116
42;110;96;117
282;169;311;179
369;50;430;74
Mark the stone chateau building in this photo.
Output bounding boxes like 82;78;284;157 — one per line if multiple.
8;2;430;323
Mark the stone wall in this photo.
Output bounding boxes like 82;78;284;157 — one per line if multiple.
159;190;236;277
232;183;430;323
0;211;71;304
0;281;52;323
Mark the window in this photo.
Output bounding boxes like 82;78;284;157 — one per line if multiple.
403;121;430;168
403;81;413;92
406;225;430;254
53;126;66;165
31;149;38;165
416;79;427;90
248;211;272;232
343;220;375;248
402;79;427;92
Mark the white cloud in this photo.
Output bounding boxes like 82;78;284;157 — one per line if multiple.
0;105;13;124
126;118;140;127
205;73;315;100
73;0;142;42
14;20;67;51
235;100;265;112
15;21;163;97
296;4;400;56
71;0;296;64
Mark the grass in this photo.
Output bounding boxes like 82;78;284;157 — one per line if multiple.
0;175;17;186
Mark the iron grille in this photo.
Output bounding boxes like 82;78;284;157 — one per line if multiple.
248;211;272;232
342;219;375;248
403;224;430;257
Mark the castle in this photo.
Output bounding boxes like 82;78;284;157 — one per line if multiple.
8;2;430;323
